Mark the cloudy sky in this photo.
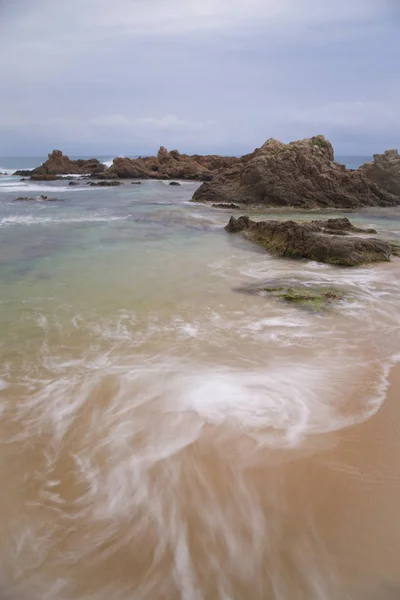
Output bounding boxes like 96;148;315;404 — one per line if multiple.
0;0;398;156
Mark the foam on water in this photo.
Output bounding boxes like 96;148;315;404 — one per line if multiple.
0;181;93;193
0;214;130;227
102;159;114;168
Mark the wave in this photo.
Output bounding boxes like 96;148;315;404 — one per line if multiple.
0;214;130;227
0;166;32;176
0;181;94;193
102;159;114;168
160;180;199;186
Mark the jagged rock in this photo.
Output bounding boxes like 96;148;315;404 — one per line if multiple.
169;181;181;186
225;216;392;266
25;150;106;179
103;147;239;180
359;149;400;197
88;180;121;187
192;136;399;208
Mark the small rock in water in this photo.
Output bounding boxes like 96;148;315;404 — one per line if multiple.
69;181;78;186
212;203;240;209
169;181;181;186
235;279;345;312
131;181;142;184
14;195;62;202
88;180;122;186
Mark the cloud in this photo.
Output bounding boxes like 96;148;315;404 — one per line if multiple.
0;0;398;154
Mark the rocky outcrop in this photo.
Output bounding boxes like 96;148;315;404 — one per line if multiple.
15;150;106;179
192;136;399;208
225;216;393;266
102;147;239;180
359;150;400;197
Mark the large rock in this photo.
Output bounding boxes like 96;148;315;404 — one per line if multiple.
225;216;393;266
15;150;106;178
359;150;400;197
102;147;239;180
192;136;399;208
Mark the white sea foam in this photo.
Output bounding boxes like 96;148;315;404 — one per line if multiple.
0;181;94;193
0;214;129;227
0;166;33;176
102;159;114;168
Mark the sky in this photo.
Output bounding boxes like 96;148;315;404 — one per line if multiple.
0;0;399;156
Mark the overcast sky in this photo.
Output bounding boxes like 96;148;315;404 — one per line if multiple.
0;0;398;156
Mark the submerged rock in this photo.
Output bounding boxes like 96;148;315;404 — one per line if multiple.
225;216;393;266
14;196;62;202
236;279;344;312
192;136;399;208
169;181;181;186
88;180;122;186
212;203;240;209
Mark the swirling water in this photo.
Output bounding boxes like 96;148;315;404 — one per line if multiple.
0;174;400;599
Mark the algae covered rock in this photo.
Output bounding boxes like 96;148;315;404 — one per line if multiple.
225;216;392;266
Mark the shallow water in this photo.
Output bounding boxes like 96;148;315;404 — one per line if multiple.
0;176;400;599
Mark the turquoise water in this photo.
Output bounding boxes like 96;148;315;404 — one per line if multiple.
0;174;400;600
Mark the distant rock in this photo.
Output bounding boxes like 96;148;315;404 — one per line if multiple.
131;181;142;184
225;216;393;266
30;174;58;181
13;169;33;176
88;180;121;187
14;195;62;202
359;149;400;197
212;203;240;209
69;181;78;186
192;136;399;208
24;150;106;179
103;147;239;180
169;181;181;186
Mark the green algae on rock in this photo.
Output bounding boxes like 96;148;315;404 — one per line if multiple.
225;216;393;266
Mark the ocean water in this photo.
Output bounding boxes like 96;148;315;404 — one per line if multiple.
0;167;400;599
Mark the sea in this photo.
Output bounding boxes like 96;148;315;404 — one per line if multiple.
0;154;399;600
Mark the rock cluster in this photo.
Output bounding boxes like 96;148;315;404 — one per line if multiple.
102;147;239;180
14;150;105;179
192;136;399;208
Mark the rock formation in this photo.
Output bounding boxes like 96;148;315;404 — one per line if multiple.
102;147;239;180
192;136;399;208
358;150;400;197
14;150;106;179
225;216;393;266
